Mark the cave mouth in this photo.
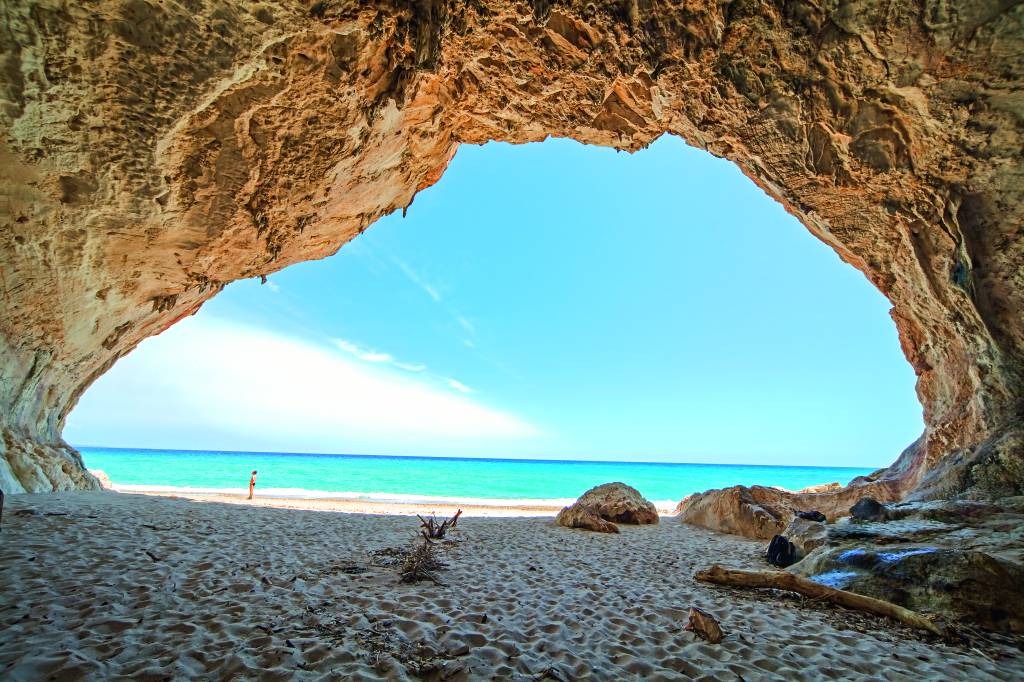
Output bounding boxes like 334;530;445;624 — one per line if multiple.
0;1;1019;501
64;136;922;486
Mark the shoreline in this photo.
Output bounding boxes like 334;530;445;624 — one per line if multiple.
110;484;680;517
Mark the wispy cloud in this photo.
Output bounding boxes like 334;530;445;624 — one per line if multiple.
334;338;394;364
265;280;281;293
334;338;430;374
66;317;541;450
445;378;474;394
393;257;442;303
456;315;476;335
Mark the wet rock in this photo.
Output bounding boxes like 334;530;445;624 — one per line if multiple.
797;510;827;522
794;546;1024;633
766;535;799;567
850;497;887;522
555;482;658;533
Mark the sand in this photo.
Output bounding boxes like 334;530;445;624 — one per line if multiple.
1;491;1021;680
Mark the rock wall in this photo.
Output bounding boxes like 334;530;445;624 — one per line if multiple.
1;1;1021;494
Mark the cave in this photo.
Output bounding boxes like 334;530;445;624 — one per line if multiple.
1;0;1021;508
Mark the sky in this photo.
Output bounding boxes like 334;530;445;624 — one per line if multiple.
65;135;923;467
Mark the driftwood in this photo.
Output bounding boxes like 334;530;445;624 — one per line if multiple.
417;509;462;541
694;564;945;637
684;606;724;643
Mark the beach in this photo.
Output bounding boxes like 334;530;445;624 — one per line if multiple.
2;490;1019;680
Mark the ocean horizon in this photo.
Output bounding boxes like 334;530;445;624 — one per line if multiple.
79;446;878;506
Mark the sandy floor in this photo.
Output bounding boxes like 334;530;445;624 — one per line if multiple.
1;492;1021;680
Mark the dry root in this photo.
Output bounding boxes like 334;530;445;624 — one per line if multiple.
418;509;462;541
399;541;447;585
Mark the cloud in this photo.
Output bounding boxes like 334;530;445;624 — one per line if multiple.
265;280;281;293
65;316;541;450
334;337;430;373
334;338;394;364
456;315;476;335
394;361;427;372
393;257;442;302
445;378;474;394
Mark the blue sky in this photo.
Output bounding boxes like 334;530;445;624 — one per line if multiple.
66;135;923;467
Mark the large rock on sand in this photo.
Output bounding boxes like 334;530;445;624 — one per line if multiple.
782;497;1024;631
794;546;1024;633
676;482;903;540
556;483;659;533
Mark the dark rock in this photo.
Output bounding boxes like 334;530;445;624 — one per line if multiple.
850;497;886;522
797;510;826;522
766;535;799;567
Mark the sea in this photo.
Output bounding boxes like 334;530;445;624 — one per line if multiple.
79;447;876;508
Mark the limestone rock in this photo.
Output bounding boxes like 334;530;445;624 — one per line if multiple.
0;2;1021;498
554;506;620;534
676;482;902;540
782;497;1024;631
782;517;829;558
88;469;113;490
794;546;1024;633
0;429;99;495
555;482;658;533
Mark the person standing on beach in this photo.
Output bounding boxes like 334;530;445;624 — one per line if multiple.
248;470;258;500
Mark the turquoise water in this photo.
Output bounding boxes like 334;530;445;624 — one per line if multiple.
80;447;875;503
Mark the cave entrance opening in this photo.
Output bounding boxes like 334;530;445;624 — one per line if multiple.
65;134;922;494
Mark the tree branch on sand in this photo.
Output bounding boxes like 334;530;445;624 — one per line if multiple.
417;509;462;541
694;564;946;637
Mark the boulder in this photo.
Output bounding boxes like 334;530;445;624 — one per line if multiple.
796;510;826;522
850;497;886;522
676;486;787;540
793;546;1024;633
676;482;902;540
555;482;658;533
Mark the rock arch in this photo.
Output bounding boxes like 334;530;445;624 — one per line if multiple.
0;1;1020;497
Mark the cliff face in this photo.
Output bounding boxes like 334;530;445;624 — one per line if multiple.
1;1;1021;495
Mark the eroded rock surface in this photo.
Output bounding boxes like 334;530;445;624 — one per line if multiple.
0;2;1021;494
788;498;1024;632
676;482;903;539
556;482;659;533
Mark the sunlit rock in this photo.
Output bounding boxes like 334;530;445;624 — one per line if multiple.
556;482;659;533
